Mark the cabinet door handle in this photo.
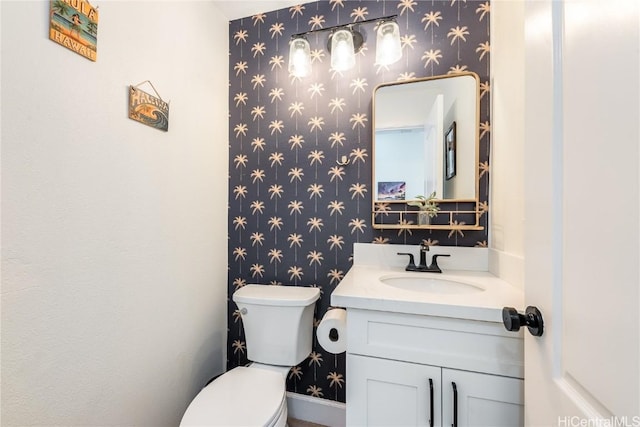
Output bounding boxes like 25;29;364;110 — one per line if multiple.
428;378;434;427
451;382;458;427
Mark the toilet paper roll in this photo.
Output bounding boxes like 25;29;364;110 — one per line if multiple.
317;308;347;354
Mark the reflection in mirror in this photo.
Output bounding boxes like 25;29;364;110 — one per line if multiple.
373;72;478;201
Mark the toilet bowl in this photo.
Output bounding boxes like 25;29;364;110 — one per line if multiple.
180;285;320;427
180;364;290;427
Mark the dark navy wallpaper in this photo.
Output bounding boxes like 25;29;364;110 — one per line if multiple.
227;0;490;403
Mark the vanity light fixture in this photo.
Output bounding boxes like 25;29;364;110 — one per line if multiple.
288;15;400;77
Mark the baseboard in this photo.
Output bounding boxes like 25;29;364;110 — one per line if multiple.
287;392;346;427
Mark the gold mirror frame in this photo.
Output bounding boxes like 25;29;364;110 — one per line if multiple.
371;72;483;230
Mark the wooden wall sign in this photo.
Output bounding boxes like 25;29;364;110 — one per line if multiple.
128;82;170;132
49;0;98;61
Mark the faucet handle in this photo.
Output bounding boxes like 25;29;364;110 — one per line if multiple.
429;254;450;273
397;252;416;269
420;243;430;251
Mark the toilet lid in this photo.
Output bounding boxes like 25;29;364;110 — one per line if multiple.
180;366;286;426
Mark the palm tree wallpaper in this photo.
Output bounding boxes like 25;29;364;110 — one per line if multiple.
228;0;490;403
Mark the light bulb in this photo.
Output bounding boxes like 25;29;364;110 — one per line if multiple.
288;37;311;78
330;29;356;71
376;21;402;66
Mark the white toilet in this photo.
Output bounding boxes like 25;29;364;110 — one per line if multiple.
180;284;320;427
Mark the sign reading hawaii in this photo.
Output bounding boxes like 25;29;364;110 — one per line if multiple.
49;0;98;61
128;86;170;132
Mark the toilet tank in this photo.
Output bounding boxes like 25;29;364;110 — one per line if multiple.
233;285;320;366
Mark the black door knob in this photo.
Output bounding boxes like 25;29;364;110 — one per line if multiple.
502;306;544;337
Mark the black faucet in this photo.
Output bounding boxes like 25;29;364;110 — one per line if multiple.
418;244;430;269
397;244;450;273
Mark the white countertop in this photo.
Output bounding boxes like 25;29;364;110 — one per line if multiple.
330;244;524;323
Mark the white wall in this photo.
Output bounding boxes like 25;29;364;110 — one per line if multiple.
488;1;526;288
1;1;229;425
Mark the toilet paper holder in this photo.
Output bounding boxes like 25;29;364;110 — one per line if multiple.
317;308;348;354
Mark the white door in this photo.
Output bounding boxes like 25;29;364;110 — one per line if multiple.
523;0;639;425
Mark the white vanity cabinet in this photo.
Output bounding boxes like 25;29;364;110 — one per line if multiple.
345;308;524;427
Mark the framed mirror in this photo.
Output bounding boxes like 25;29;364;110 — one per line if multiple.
372;72;483;230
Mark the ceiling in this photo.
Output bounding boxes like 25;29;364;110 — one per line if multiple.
211;0;300;21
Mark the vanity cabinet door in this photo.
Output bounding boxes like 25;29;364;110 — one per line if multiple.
347;354;442;427
441;368;523;427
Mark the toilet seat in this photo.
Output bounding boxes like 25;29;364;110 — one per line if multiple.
180;366;287;427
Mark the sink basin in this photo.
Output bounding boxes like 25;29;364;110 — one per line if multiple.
379;275;485;294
